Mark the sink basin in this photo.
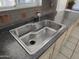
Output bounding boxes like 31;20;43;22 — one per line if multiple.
10;22;45;37
34;20;62;31
10;20;65;55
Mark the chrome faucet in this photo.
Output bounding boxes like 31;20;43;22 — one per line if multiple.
36;12;41;21
31;12;41;23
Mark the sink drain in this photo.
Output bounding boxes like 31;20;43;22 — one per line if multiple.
29;40;36;45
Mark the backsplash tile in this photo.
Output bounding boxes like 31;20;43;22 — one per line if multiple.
20;10;27;19
0;0;57;30
2;14;11;24
0;16;3;23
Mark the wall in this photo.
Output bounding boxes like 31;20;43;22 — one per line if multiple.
56;0;68;11
0;0;57;29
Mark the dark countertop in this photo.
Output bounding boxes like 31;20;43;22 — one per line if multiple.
0;10;79;59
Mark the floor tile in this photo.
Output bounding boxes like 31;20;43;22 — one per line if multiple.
71;27;79;39
55;53;68;59
74;26;79;31
55;25;79;59
64;40;76;50
72;31;79;37
68;36;78;45
71;29;79;39
71;52;79;59
71;34;79;39
74;42;79;53
60;46;73;58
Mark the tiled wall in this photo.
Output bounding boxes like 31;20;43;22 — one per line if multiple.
0;0;57;29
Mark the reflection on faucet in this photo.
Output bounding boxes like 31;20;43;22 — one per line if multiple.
36;12;41;21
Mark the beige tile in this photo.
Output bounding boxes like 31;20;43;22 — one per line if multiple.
64;40;76;50
71;52;79;59
55;53;68;59
74;26;79;31
71;34;79;40
60;46;73;58
58;26;79;59
68;36;78;45
75;42;79;53
71;26;79;39
72;31;79;36
71;29;79;39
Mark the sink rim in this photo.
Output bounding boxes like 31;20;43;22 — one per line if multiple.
9;20;66;55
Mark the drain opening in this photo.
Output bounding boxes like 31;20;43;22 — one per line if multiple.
30;40;36;45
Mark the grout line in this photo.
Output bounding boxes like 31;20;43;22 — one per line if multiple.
59;27;79;59
68;35;79;41
55;26;79;59
67;39;78;45
59;51;69;59
63;44;74;51
62;38;75;51
63;39;78;51
68;27;79;59
63;34;79;51
70;39;79;59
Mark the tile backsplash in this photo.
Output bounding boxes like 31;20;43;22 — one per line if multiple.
0;0;57;30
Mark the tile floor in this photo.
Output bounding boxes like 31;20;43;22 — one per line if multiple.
55;25;79;59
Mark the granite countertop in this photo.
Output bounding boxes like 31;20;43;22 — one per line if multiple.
0;10;79;59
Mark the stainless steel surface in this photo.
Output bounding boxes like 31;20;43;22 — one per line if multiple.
10;23;33;37
9;21;45;37
10;20;65;55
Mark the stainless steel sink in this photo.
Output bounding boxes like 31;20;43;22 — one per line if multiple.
10;20;65;55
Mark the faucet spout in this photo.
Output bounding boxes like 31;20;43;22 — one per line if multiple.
36;12;41;21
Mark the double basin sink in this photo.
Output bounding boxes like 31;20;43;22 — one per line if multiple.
10;20;65;55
